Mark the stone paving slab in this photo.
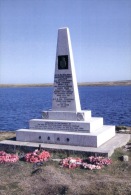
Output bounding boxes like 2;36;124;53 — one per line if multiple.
0;134;130;157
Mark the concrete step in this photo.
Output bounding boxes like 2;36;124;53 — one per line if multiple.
29;117;103;132
42;110;92;121
16;125;115;147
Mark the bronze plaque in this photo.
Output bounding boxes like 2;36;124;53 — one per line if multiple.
58;55;68;69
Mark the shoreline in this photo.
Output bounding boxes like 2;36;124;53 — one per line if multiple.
0;80;131;87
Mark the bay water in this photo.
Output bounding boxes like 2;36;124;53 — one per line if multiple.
0;86;131;131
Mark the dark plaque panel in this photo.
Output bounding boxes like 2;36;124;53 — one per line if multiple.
58;55;68;69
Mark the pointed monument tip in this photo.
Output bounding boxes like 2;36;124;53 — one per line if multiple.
58;27;69;31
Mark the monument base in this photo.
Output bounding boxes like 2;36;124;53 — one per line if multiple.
16;125;115;147
1;133;129;157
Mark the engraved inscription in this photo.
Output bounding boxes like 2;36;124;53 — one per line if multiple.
53;74;74;108
31;121;89;132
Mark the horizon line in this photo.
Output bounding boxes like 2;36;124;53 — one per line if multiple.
0;80;131;87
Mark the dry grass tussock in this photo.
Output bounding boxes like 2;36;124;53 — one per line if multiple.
0;145;131;195
0;131;15;141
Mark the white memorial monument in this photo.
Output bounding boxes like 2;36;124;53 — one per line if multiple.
16;27;115;147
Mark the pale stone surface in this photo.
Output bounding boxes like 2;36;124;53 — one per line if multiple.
122;155;129;162
29;117;103;132
16;125;115;147
42;110;92;121
52;27;81;112
16;27;116;148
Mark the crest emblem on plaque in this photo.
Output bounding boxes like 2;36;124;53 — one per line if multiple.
58;55;68;69
42;112;49;119
77;113;85;121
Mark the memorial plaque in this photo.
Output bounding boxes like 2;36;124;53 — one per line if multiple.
30;120;89;132
53;73;74;108
58;55;68;69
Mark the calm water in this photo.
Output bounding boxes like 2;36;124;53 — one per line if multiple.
0;86;131;131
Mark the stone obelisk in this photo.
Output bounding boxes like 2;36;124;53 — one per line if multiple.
52;28;81;112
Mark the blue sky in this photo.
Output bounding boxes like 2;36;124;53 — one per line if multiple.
0;0;131;84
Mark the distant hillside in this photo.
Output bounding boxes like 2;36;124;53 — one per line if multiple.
0;83;53;88
0;80;131;87
78;80;131;86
